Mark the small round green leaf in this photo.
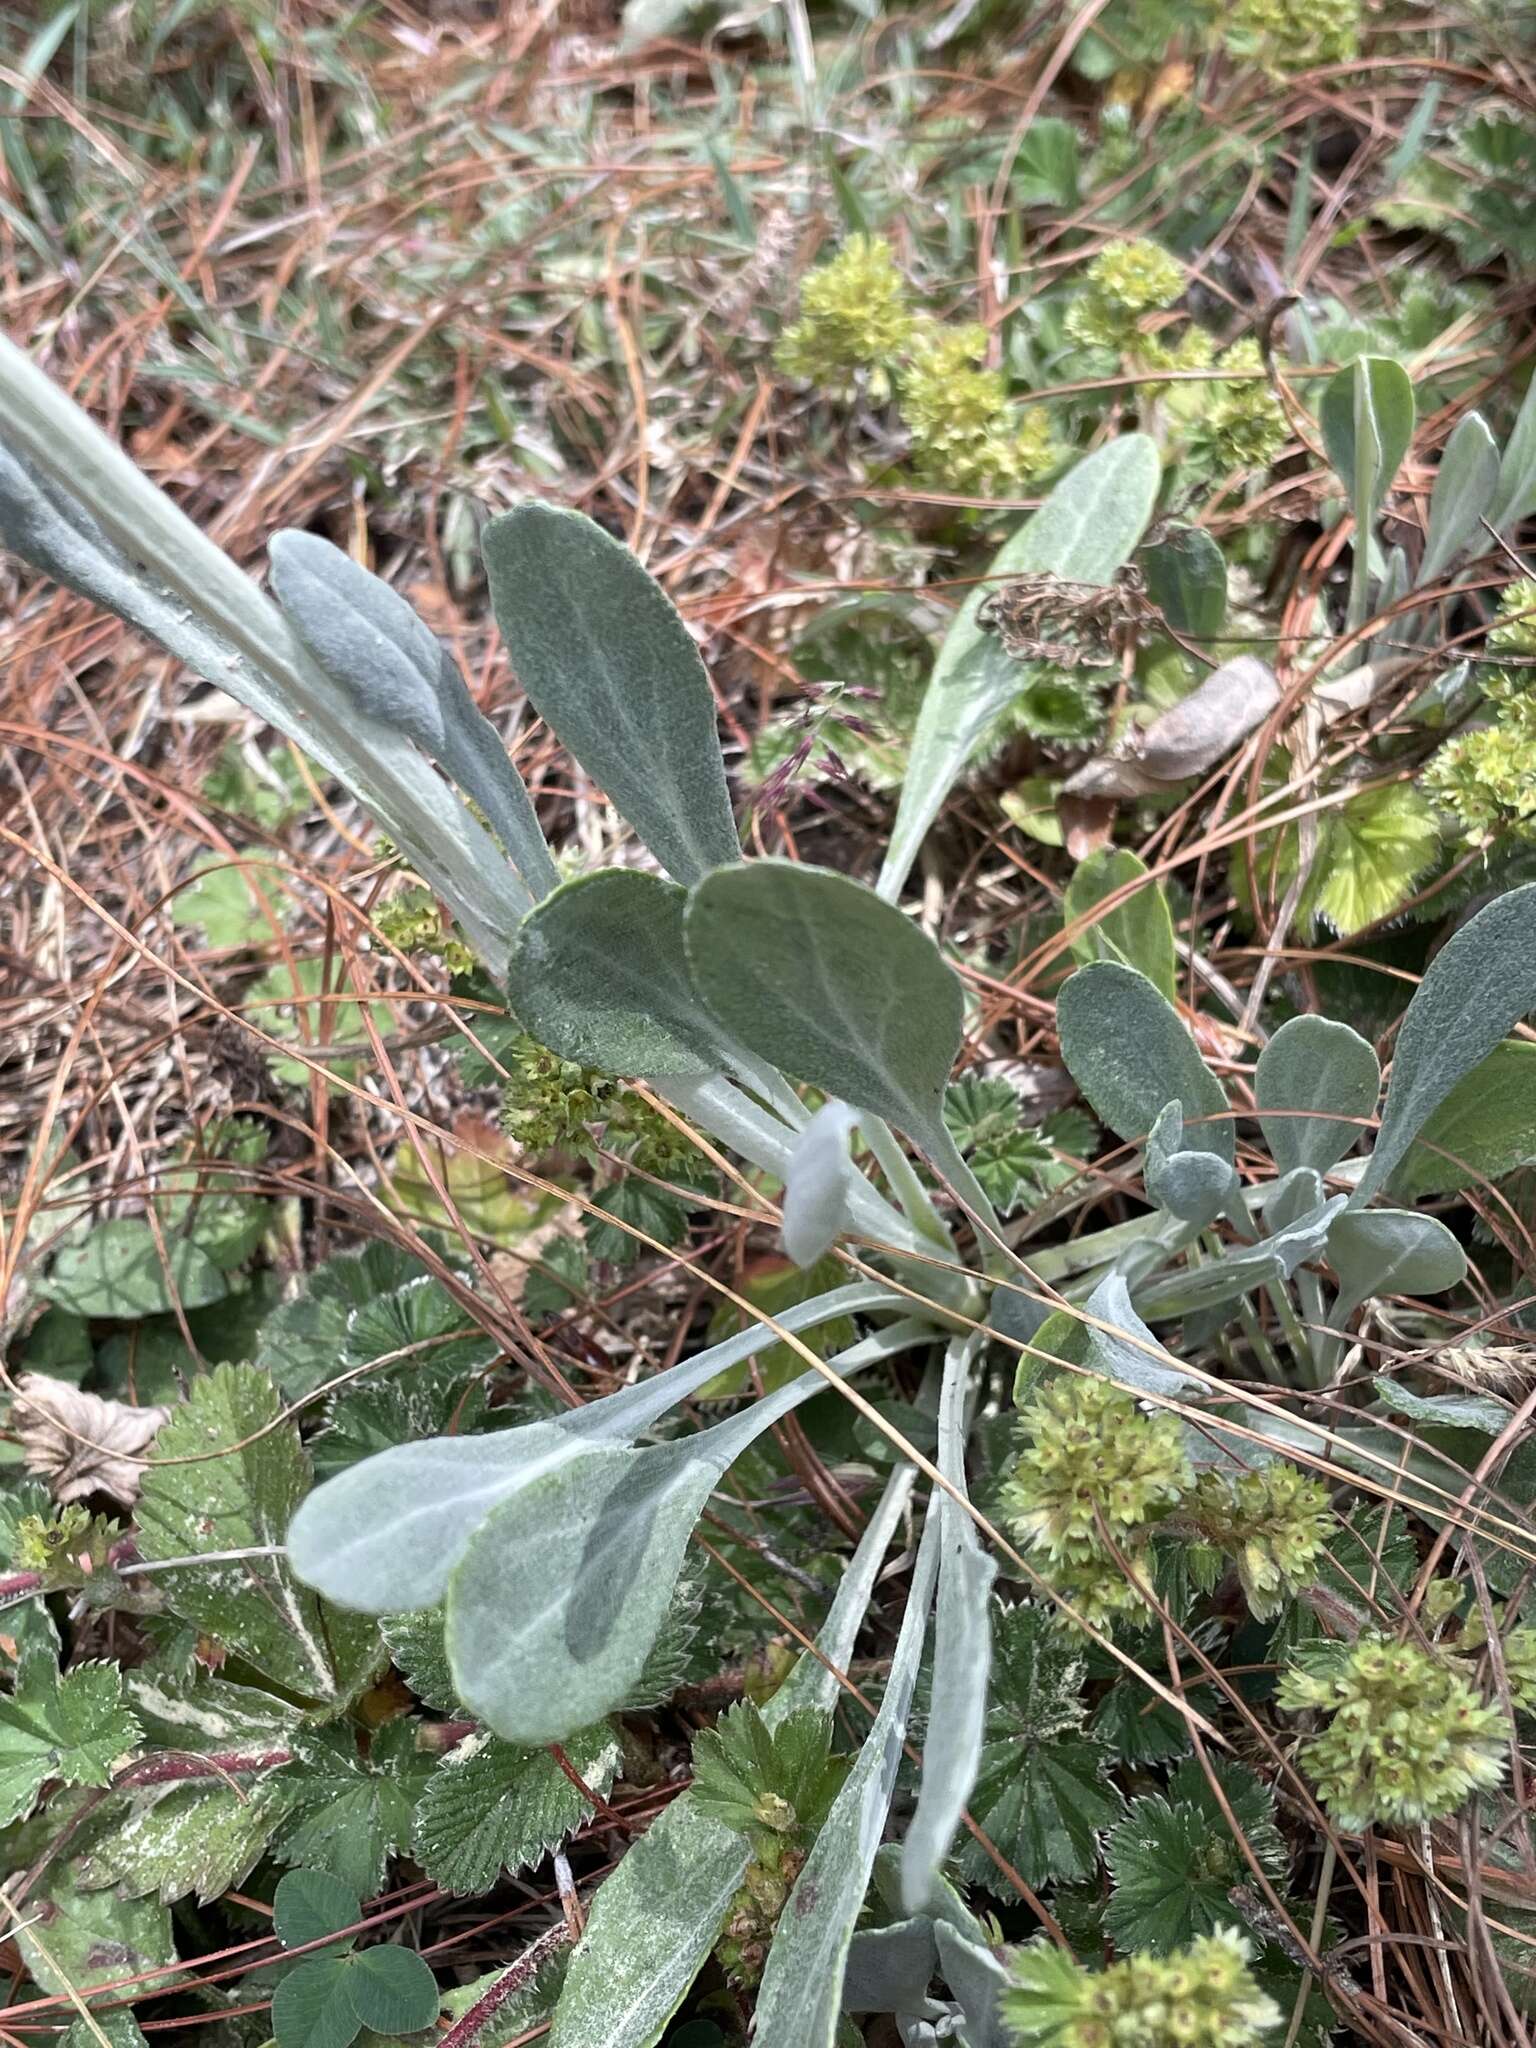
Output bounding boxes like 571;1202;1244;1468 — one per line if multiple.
345;1944;440;2036
685;861;963;1151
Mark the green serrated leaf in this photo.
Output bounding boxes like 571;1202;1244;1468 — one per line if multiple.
134;1365;382;1706
380;1611;459;1714
254;1242;428;1402
277;1724;423;1899
0;1654;140;1826
413;1722;620;1896
1104;1760;1287;1953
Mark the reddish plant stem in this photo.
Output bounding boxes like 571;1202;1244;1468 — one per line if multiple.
435;1922;571;2048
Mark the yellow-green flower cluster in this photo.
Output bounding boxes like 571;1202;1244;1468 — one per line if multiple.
1278;1635;1507;1831
374;885;475;977
1065;238;1186;353
1005;1928;1281;2048
1183;339;1289;472
1225;0;1359;77
1424;580;1536;844
1004;1378;1192;1628
902;323;1057;494
500;1034;626;1158
1192;1463;1331;1621
775;234;915;393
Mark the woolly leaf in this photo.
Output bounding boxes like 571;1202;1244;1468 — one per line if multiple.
1320;354;1414;515
483;503;740;884
1420;411;1499;584
1057;961;1232;1162
781;1102;861;1269
686;860;963;1155
1326;1208;1466;1329
1256;1016;1380;1177
1390;1039;1536;1197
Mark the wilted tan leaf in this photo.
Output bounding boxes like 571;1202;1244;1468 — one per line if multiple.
1064;656;1280;799
13;1374;170;1505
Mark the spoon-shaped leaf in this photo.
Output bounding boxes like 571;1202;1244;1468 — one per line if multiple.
444;1319;931;1742
287;1281;900;1614
1358;881;1536;1202
686;861;963;1156
1320;354;1414;516
1255;1016;1380;1177
1057;962;1233;1164
782;1101;861;1268
1327;1208;1467;1333
880;435;1160;899
504;870;716;1077
1419;411;1499;586
483;503;740;885
901;1339;995;1914
269;532;559;900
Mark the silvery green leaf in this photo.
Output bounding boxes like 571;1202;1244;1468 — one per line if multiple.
843;1920;944;2016
546;1469;917;2048
0;341;529;973
1255;1016;1380;1177
782;1102;861;1268
934;1922;1011;2048
1418;412;1499;585
444;1320;930;1742
287;1281;901;1613
1081;1273;1200;1399
269;532;558;898
1320;354;1414;515
686;861;963;1157
1133;1197;1347;1318
751;1511;943;2048
504;870;716;1077
1267;1166;1324;1232
1389;1038;1536;1198
1358;882;1536;1202
1064;848;1176;1001
1492;363;1536;532
1370;1377;1509;1434
1327;1208;1466;1331
1057;961;1233;1164
880;436;1160;899
901;1340;994;1914
1144;1102;1239;1229
483;503;740;884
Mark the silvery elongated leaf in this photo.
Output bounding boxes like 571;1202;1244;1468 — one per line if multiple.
1064;848;1176;1001
1390;1038;1536;1198
901;1339;994;1913
0;343;529;973
1492;366;1536;533
269;532;559;898
1267;1166;1325;1232
751;1511;942;2048
287;1281;899;1613
783;1102;861;1268
504;870;715;1077
879;436;1159;899
1133;1197;1347;1319
1327;1208;1466;1331
1371;1377;1509;1435
843;1920;944;2017
686;862;963;1156
1255;1016;1380;1177
546;1469;917;2048
1057;961;1233;1164
1358;882;1536;1202
1418;412;1499;586
483;503;740;884
1081;1273;1200;1399
1320;354;1414;515
1144;1102;1239;1229
445;1321;931;1742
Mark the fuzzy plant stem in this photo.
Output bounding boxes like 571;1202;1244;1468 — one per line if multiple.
436;1921;572;2048
861;1114;956;1253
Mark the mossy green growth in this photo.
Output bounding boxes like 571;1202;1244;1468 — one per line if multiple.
1005;1927;1281;2047
374;884;475;976
775;234;915;394
1225;0;1359;77
1176;339;1289;473
1278;1634;1506;1830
